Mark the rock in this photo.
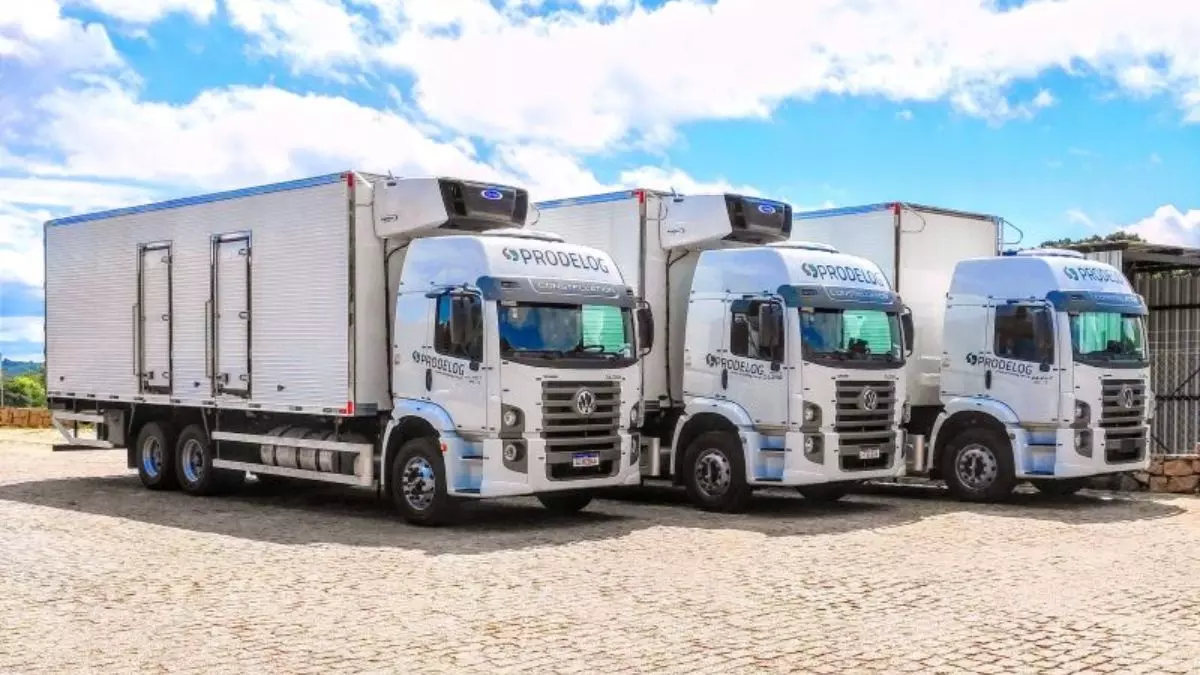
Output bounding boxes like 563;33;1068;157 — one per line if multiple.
1133;471;1152;485
1163;459;1196;477
1165;475;1200;493
1118;474;1143;492
1149;476;1171;492
1148;457;1165;475
1193;459;1200;474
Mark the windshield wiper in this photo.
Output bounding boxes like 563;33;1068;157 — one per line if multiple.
511;348;566;359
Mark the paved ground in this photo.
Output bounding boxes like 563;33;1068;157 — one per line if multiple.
2;429;1200;674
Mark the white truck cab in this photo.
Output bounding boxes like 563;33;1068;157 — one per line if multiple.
926;248;1152;499
531;189;908;512
791;201;1152;502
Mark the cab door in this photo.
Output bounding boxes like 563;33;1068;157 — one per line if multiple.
985;302;1059;425
425;290;490;433
721;297;789;429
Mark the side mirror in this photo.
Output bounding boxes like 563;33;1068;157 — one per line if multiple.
636;305;655;354
448;294;473;347
758;303;783;350
900;306;915;356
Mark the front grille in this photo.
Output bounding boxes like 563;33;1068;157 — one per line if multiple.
1100;378;1147;463
541;380;621;480
834;380;896;447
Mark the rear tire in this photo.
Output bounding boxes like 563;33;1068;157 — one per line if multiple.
537;492;593;514
682;431;752;513
389;437;458;526
1030;477;1088;497
175;424;245;496
135;421;179;491
941;427;1017;502
797;481;857;503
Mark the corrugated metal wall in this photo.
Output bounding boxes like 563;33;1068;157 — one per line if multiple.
1081;249;1199;454
1135;274;1200;454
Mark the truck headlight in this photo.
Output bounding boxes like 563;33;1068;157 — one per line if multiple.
802;403;821;426
501;404;524;431
1073;400;1090;425
901;401;911;424
629;402;642;428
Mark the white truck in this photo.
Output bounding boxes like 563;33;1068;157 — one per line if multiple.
43;171;648;525
792;202;1152;501
530;189;909;512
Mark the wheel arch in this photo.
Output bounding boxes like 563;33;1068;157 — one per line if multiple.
670;411;742;485
930;409;1013;478
380;415;441;489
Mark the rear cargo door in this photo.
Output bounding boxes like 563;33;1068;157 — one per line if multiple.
213;233;251;397
137;242;173;394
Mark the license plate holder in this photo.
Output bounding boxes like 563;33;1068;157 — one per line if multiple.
859;447;881;460
572;452;600;468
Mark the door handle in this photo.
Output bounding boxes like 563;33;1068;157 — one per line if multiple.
985;369;992;389
721;368;728;390
425;368;433;392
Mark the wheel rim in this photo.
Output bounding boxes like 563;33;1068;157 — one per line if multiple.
402;456;437;511
955;443;998;491
694;448;732;498
141;437;162;478
181;438;205;484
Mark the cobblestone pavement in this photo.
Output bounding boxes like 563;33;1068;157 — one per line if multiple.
3;429;1200;674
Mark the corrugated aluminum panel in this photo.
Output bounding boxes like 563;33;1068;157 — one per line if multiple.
1135;273;1200;454
1082;248;1124;269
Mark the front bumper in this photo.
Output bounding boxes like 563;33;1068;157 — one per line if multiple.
441;430;642;498
742;429;906;486
1011;426;1151;479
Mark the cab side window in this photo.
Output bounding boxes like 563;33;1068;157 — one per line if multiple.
434;293;483;362
994;304;1054;364
730;299;783;362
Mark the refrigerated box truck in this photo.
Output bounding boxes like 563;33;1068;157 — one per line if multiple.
44;171;648;525
531;189;910;512
792;202;1152;501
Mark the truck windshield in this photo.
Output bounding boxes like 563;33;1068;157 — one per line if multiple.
799;308;902;366
498;302;634;361
1070;312;1147;366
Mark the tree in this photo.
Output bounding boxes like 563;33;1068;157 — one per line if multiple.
1039;231;1145;248
2;373;47;408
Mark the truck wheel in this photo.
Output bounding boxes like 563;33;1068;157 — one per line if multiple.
390;437;458;526
941;427;1017;502
1030;477;1088;498
682;431;752;513
135;421;179;491
175;424;245;496
537;492;593;514
797;480;857;503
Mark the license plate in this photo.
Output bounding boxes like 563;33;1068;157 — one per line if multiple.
859;447;881;460
572;452;600;468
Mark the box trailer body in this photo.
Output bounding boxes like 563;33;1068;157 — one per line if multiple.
792;202;1152;500
531;190;908;511
45;172;644;525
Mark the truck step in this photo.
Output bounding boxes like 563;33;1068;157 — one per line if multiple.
755;476;783;482
461;454;484;461
455;488;481;494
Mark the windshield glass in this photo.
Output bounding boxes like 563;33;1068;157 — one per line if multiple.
800;308;902;364
498;302;633;359
1069;312;1147;365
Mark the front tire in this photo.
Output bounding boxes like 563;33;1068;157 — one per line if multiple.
941;427;1017;502
389;437;458;526
135;421;179;491
1030;477;1088;497
797;481;857;503
537;492;593;514
175;424;245;496
682;431;752;513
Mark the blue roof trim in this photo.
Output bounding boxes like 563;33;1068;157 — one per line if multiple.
46;172;347;227
534;190;638;210
792;202;895;221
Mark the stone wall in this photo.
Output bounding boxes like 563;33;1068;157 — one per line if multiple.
0;407;52;428
1134;455;1200;494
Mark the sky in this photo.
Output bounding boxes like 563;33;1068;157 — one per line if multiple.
1;0;1200;363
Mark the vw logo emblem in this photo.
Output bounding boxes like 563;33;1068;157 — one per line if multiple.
1119;386;1135;409
858;387;879;412
480;188;503;201
573;388;597;416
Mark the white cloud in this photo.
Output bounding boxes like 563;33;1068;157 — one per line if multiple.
1066;208;1098;230
0;0;119;71
896;110;914;121
1123;205;1200;247
68;0;216;24
0;316;44;343
615;166;759;197
224;0;367;74
219;0;1200;151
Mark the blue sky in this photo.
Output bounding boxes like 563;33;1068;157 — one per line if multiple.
2;0;1199;362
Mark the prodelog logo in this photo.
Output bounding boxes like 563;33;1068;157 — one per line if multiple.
502;246;611;274
704;353;783;380
412;350;466;378
800;262;887;287
1062;266;1123;284
965;352;1053;381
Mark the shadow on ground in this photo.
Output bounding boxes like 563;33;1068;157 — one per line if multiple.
0;472;1186;555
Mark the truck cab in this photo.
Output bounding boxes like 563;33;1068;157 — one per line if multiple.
369;177;645;523
925;248;1152;500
